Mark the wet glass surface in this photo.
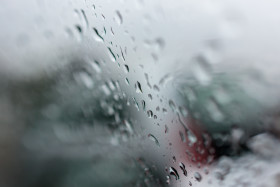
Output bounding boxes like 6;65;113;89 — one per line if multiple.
1;0;280;186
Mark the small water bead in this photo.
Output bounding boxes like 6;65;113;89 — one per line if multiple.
90;60;101;73
123;64;129;73
153;85;160;92
132;97;139;111
141;100;146;111
147;110;153;118
148;94;153;100
107;47;117;62
169;100;176;112
179;131;186;143
172;156;176;163
166;176;170;184
114;10;123;25
135;81;143;93
125;78;130;85
93;27;104;42
165;125;168;134
169;167;179;180
81;9;89;28
194;172;202;182
179;162;187;176
148;133;160;147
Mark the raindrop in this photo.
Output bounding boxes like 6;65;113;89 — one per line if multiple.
194;172;202;182
156;106;160;111
189;181;192;186
132;97;139;111
165;125;168;134
120;47;126;61
153;115;157;119
144;73;152;88
153;85;160;92
123;64;129;73
75;24;83;33
90;60;101;73
179;162;187;176
169;100;176;112
166;176;170;184
135;81;143;93
169;167;179;180
125;78;130;85
111;27;115;35
93;27;104;41
147;110;153;118
114;10;123;25
148;134;160;147
141;100;146;111
179;131;186;143
74;72;94;88
101;84;111;96
172;156;176;163
81;9;89;28
179;106;188;117
154;37;165;50
148;94;153;100
107;47;117;62
162;108;168;114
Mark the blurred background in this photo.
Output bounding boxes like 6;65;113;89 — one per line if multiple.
1;0;280;186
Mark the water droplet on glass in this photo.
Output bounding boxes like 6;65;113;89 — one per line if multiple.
179;106;188;117
194;172;202;182
172;156;176;163
154;37;165;50
124;64;129;73
90;59;101;73
179;162;187;176
147;110;153;118
189;181;192;186
169;167;179;180
132;97;140;111
107;47;117;62
93;27;104;42
114;10;123;25
141;100;146;111
148;94;153;100
144;73;152;89
179;131;186;143
135;81;143;93
153;85;160;92
166;175;170;184
169;100;176;112
148;133;160;147
165;125;168;134
125;78;130;85
81;9;89;28
74;72;94;88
